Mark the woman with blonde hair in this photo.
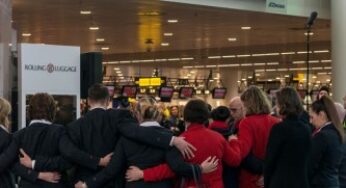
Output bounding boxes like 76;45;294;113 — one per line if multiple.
0;97;18;188
230;86;280;188
309;96;345;188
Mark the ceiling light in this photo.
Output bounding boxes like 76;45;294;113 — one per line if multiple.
324;66;332;70
276;77;281;80
281;52;295;55
326;79;331;82
161;42;170;46
183;66;193;69
241;63;252;67
255;69;265;72
285;75;290;78
297;51;312;54
167;19;178;23
317;72;327;75
309;60;319;63
8;43;12;47
96;38;105;42
208;56;221;59
293;61;305;64
267;62;279;65
190;70;196;74
22;33;31;37
164;33;173;36
266;69;276;72
228;38;237;42
194;65;205;68
89;27;99;30
218;64;239;67
321;60;332;63
181;57;194;61
241;26;251;30
222;55;236;58
140;59;155;63
119;60;131;64
312;67;323;70
237;80;241;83
255;73;261;77
277;68;288;71
304;32;314;36
314;50;329;53
113;67;120;70
241;78;247;81
206;65;217;68
268;79;273;82
237;54;251;58
80;10;92;15
312;75;317;79
168;58;180;61
248;76;253;79
155;59;167;62
101;47;109;50
254;63;266;66
252;53;279;57
106;61;119;64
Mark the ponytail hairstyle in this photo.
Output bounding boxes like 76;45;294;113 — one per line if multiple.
0;97;12;130
311;96;345;143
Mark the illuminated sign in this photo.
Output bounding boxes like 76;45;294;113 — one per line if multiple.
135;77;166;87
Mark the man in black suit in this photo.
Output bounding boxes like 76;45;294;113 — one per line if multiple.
62;84;195;188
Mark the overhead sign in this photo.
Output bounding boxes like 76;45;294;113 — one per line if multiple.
135;77;166;87
266;0;287;13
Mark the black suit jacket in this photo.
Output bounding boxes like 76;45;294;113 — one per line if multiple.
0;128;17;188
264;115;311;188
308;123;343;188
12;123;71;188
65;108;173;186
85;126;173;188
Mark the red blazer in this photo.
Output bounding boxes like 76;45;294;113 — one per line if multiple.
143;123;241;188
208;121;228;130
235;114;280;188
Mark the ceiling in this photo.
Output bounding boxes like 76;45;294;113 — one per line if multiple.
12;0;331;81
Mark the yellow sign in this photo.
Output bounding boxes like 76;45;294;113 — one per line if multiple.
138;78;162;86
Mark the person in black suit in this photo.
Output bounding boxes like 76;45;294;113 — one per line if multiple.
264;87;311;188
0;97;18;188
11;93;72;188
64;84;195;188
308;96;345;188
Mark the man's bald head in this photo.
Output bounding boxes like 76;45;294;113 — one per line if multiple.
229;96;245;123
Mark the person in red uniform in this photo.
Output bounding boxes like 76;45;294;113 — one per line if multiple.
126;99;241;188
230;86;280;188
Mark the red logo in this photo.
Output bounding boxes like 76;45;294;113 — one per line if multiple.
47;63;54;73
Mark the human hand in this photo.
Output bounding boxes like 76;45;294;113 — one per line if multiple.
38;172;61;183
99;152;113;167
173;137;197;159
19;148;33;169
200;156;219;173
125;166;143;182
228;135;238;142
75;181;87;188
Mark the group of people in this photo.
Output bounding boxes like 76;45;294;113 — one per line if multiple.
1;83;346;188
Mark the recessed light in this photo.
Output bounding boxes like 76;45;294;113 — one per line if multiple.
96;38;105;42
8;43;12;47
167;19;178;23
164;33;173;36
314;50;329;53
80;10;92;15
281;52;295;55
101;47;109;50
161;43;170;46
22;33;31;37
237;54;251;58
241;26;251;30
89;27;99;30
228;38;237;42
312;75;317;79
285;75;290;78
304;32;314;36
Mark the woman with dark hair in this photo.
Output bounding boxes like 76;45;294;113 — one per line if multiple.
264;87;311;188
12;93;71;188
0;97;18;188
230;86;280;188
209;106;231;138
309;96;345;188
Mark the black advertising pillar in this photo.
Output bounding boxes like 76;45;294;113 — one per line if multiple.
80;52;103;99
